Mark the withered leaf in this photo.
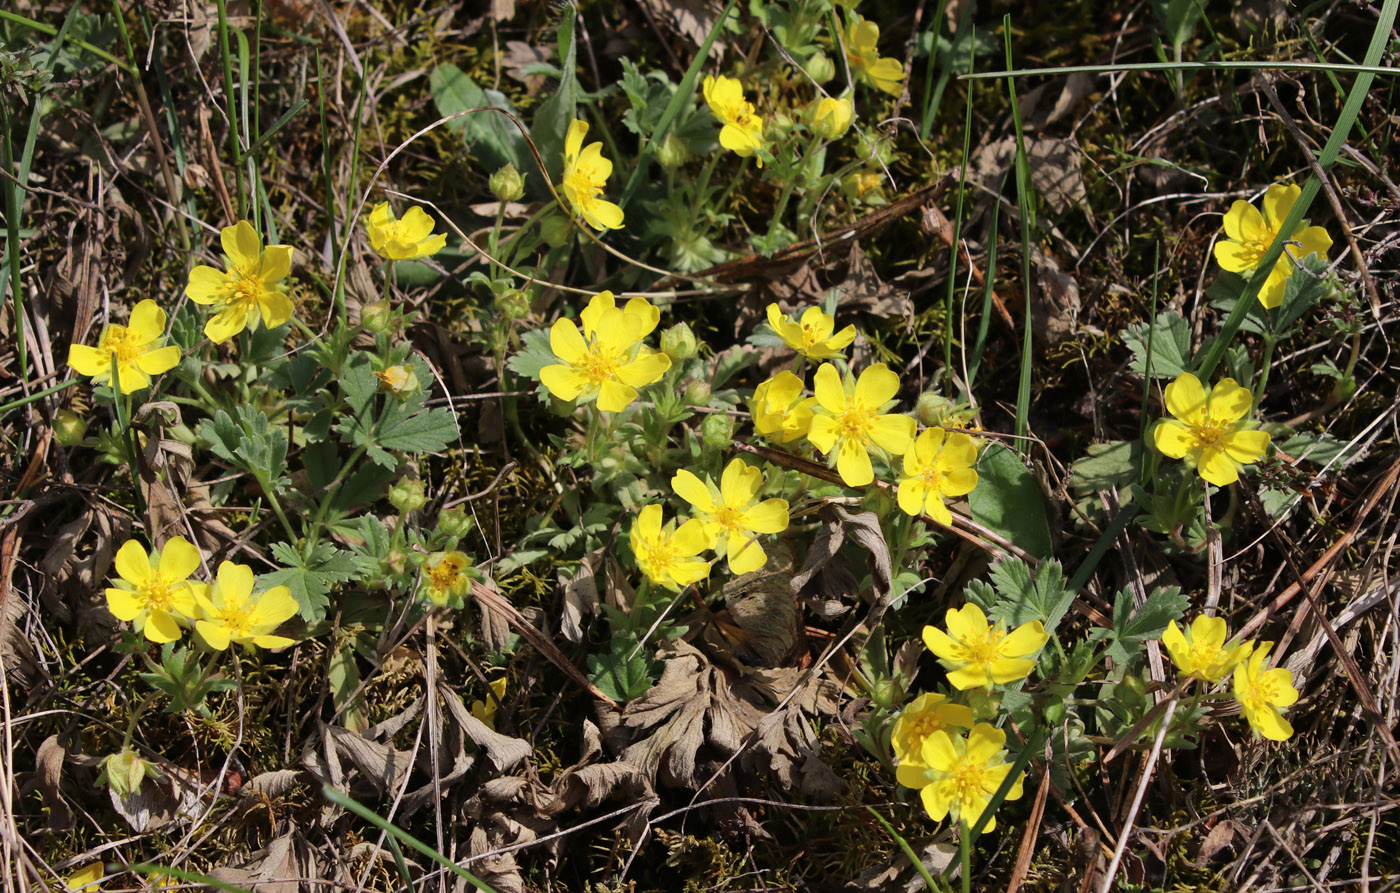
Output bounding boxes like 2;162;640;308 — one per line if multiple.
439;680;532;771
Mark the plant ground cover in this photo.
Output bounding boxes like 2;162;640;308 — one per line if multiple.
3;0;1400;890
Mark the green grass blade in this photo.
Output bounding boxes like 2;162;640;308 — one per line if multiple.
962;59;1400;80
943;25;977;382
1002;17;1036;446
966;173;1004;391
865;806;950;892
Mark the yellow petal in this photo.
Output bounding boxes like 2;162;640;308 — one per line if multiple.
252;585;299;627
564;119;587;163
195;620;231;650
67;344;111;377
204;306;248;344
260;244;293;283
672;469;717;514
1222;200;1265;243
115;363;151;394
1224;429;1270;465
223;220;263;268
1214;240;1261;273
1164;373;1206;423
185;265;229;304
539;365;588;401
1197;448;1239;486
946;665;992;689
671;518;710;556
157;537;201;581
806;415;838;453
136;346;181;375
1000;620;1049;658
740;498;789;534
106;587;143;620
622;297;661;336
399;206;436;240
616;351;670;387
549;318;588;365
596;379;638;413
944;603;987;641
853;363;899;407
940;467;978;498
1206;378;1253;423
128;300;167;342
719;123;760;156
1294;225;1332;260
719;459;762;506
144;610;184;643
897;479;928;517
812;363;847;412
835;437;873;486
1262;183;1300;230
921;624;960;662
726;537;767;574
250;634;296;650
114;540;153;586
1247;706;1293;741
1152;420;1195;459
869;414;915;455
257;290;294;330
1256;263;1290;309
584;198;625;231
215;561;256;603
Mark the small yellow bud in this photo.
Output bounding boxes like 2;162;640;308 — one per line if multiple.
811;97;854;141
100;749;150;798
376;365;419;397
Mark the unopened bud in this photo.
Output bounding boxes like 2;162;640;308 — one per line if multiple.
811;96;854;141
682;380;712;407
914;392;955;428
438;507;473;538
361;300;393;333
701;413;734;449
100;750;150;798
495;288;531;320
388;479;427;513
806;52;836;85
489;164;525;202
661;322;698;361
657;132;691;170
54;409;88;446
540;214;572;248
376;365;419;398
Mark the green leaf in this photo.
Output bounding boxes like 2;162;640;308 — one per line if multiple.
505;327;556;382
969;444;1053;559
1104;585;1186;664
375;407;459;455
262;542;357;623
985;557;1074;635
429;63;528;172
587;636;656;702
1122;310;1191;379
528;11;578;187
1068;441;1140;494
1280;430;1350;467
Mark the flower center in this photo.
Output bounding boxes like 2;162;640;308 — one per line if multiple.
1244;677;1277;708
644;541;679;577
220;602;254;637
138;575;175;611
1191;418;1232;451
565;162;605;202
962;629;1001;667
580;343;622;387
919;466;944;489
910;714;944;739
99;325;143;368
712;505;744;533
1239;226;1282;268
837;405;875;440
428;560;462;592
952;757;990;806
230;268;264;311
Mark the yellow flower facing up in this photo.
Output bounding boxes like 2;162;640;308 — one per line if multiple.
185;220;294;344
895;723;1025;831
807;362;916;487
366;202;447;260
561;119;624;231
765;303;857;359
422;550;472;607
672;458;790;574
897;427;979;525
1232;642;1299;741
539;291;671;413
193;561;298;651
748;371;816;443
1152;372;1270;487
811;96;854;141
845;16;905;96
1214;184;1332;309
630;504;711;591
105;537;202;643
890;692;974;760
702;74;765;157
67;300;182;394
922;603;1048;690
1161;615;1253;683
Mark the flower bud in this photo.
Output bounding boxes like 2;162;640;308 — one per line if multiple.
806;52;836;85
100;749;150;798
376;365;419;398
495;288;531;320
438;506;474;538
701;413;734;449
682;380;712;407
811;96;854;141
489;164;525;202
540;214;573;248
660;322;698;361
388;478;427;513
54;409;88;446
871;678;904;710
657;132;691;170
914;392;955;428
361;300;394;333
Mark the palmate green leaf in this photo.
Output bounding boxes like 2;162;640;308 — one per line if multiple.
1068;440;1140;494
1122;310;1191;379
969;444;1053;559
588;634;657;702
986;557;1074;636
505;327;555;383
375;405;459;456
1103;585;1187;665
262;542;357;623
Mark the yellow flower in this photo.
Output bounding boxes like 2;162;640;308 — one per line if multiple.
765;303;857;359
105;537;201;643
539;291;671;413
1232;642;1299;740
897;427;979;524
67;300;182;394
366;202;448;260
895;723;1024;831
470;676;508;729
376;364;419;397
1161;615;1252;683
807;362;915;487
922;603;1048;690
193;561;298;651
1152;372;1270;487
810;96;854;140
748;371;815;443
702;75;765;157
845;16;905;96
65;863;104;892
1214;184;1332;309
561;119;625;231
890;692;974;760
672;458;790;574
422;550;472;606
629;504;710;591
185;220;294;344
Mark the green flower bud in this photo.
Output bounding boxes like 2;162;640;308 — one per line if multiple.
495;288;531;320
661;322;699;361
438;506;474;538
489;164;525;202
682;380;712;407
540;214;573;248
361;300;394;333
657;132;691;170
701;413;734;449
388;478;427;513
806;52;836;85
914;392;955;428
871;678;904;711
54;409;88;446
100;749;150;798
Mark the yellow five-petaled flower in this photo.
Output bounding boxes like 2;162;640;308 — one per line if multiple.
845;16;905;96
422;550;472;607
67;300;182;394
185;220;294;344
897;427;979;525
539;291;671;413
922;602;1048;690
561;119;625;231
890;692;974;760
1152;372;1270;487
766;303;857;360
672;458;790;575
1214;184;1332;310
1161;615;1252;683
895;723;1025;831
1232;642;1299;741
193;561;298;651
105;536;202;643
702;75;765;158
366;202;448;260
807;362;915;487
629;504;711;591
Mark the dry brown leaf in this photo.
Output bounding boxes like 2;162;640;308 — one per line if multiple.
973;136;1087;214
499;41;550;94
1194;819;1243;866
316;723;414;797
791;504;892;621
209;830;317;893
636;0;726;53
109;768;203;832
709;567;804;667
439;680;532;771
559;548;601;644
29;735;72;832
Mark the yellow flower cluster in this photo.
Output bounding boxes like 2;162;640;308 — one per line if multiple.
896;722;1025;831
105;537;298;651
1162;615;1299;740
1153;372;1270;487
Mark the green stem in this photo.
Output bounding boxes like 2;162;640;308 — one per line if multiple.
1253;332;1277;408
959;819;971;893
213;0;245;217
0;9;135;73
255;470;297;542
0;101;30;387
